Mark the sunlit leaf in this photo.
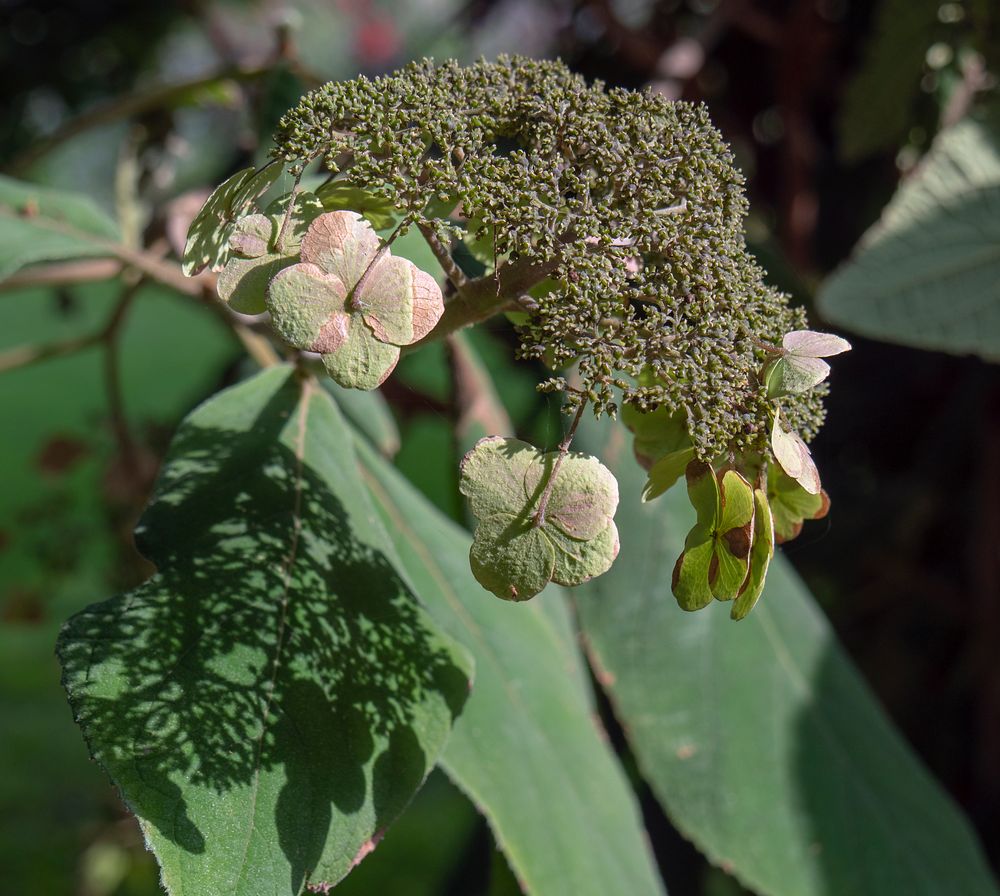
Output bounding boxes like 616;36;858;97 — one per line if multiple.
58;367;472;896
820;107;1000;362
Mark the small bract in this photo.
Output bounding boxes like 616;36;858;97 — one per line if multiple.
266;211;444;390
216;192;324;314
671;463;756;611
459;436;620;601
182;163;283;276
767;329;851;396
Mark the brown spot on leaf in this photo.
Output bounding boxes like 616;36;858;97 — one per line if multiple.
36;436;88;476
676;743;696;760
722;522;752;559
347;829;385;871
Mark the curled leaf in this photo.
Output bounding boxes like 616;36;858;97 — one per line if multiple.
266;211;444;390
459;437;620;601
770;411;821;495
621;401;691;471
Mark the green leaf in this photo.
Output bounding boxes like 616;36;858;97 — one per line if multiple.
575;419;1000;896
642;446;696;502
0;175;121;280
819;108;1000;362
58;367;472;896
354;436;666;896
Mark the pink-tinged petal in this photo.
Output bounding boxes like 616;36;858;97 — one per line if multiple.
322;315;401;391
300;210;380;286
771;415;821;495
310;310;352;353
266;262;349;352
782;330;852;358
409;266;445;342
359;254;414;345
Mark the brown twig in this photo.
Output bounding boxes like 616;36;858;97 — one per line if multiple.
418;222;469;294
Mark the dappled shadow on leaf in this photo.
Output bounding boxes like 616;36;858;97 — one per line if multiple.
58;372;468;893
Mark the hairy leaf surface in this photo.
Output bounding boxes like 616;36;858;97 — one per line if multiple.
820;108;1000;362
574;421;999;896
59;367;472;896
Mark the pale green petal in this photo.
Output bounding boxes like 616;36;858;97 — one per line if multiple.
322;316;400;390
547;521;619;588
671;531;715;611
266;262;349;351
469;514;555;601
228;214;274;258
360;254;415;345
523;450;619;541
459;437;539;521
218;252;296;314
767;465;829;543
766;355;831;396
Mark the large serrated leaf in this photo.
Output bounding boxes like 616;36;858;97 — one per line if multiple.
0;175;121;280
573;421;998;896
819;108;1000;362
354;436;665;896
58;367;472;896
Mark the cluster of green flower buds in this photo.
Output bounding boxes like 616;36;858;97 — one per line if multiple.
182;57;850;619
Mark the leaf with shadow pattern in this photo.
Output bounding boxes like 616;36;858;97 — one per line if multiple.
58;366;472;896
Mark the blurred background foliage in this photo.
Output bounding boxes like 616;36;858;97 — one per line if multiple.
1;0;999;893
